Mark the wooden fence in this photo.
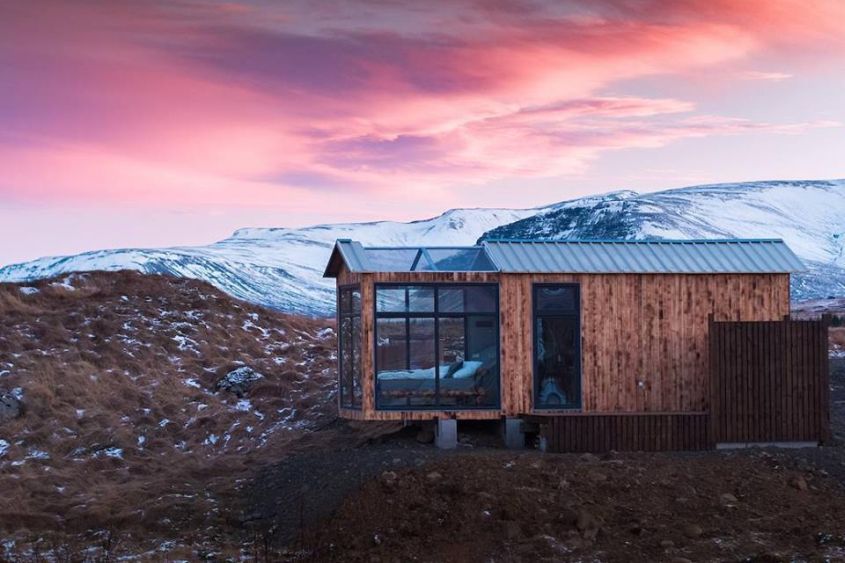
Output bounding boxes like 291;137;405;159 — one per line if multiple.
540;413;712;453
710;316;830;445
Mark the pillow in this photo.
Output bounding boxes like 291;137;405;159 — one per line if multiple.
444;360;463;379
452;360;483;379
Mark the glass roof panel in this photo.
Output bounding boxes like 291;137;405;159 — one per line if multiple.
414;248;496;272
365;248;421;271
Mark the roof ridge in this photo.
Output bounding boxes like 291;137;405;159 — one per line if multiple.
483;238;786;244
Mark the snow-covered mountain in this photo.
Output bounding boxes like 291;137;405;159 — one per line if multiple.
0;207;537;315
1;179;844;315
481;180;845;300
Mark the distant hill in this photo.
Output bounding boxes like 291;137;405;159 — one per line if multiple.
2;180;844;314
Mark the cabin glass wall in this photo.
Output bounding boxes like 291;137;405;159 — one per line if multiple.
338;286;362;409
375;284;499;410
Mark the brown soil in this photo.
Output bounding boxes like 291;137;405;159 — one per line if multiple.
305;449;845;562
5;274;845;562
246;359;845;562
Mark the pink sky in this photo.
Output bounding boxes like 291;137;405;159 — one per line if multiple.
1;0;845;265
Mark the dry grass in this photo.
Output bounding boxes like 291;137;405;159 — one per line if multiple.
830;327;845;358
0;271;336;558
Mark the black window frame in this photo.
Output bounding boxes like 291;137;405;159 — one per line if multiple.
532;283;582;411
374;282;501;411
337;284;362;409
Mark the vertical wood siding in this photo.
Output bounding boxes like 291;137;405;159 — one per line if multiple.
709;317;830;444
335;269;790;421
500;273;790;415
540;413;712;453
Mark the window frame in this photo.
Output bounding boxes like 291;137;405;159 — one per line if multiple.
373;282;500;411
337;283;362;410
532;283;583;411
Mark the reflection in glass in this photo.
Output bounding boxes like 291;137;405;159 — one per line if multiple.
535;286;577;313
338;286;362;409
376;288;406;312
438;288;465;313
408;286;434;312
534;284;581;409
415;248;497;272
366;248;421;272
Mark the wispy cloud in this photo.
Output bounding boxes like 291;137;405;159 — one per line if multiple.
740;70;794;81
1;0;844;210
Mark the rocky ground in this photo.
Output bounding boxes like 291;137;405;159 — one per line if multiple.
242;363;845;562
3;273;845;561
310;448;845;562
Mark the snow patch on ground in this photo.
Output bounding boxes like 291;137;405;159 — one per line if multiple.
234;399;252;412
172;335;200;354
18;287;39;295
93;447;124;459
0;440;9;457
50;280;76;291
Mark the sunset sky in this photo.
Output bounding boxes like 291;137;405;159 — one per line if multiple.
2;0;845;265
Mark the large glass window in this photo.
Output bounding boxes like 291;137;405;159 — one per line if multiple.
338;286;362;409
533;284;581;410
375;284;499;410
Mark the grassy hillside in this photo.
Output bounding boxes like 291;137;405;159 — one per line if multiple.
0;271;336;557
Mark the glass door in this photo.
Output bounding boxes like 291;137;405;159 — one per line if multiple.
533;284;581;409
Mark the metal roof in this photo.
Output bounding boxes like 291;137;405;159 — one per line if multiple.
323;238;804;277
482;239;804;274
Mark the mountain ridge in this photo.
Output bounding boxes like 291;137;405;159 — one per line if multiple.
3;179;845;314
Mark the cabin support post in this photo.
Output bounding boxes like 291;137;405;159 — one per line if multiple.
502;417;525;449
435;418;457;449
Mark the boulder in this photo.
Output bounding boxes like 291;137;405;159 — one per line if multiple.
719;492;738;505
683;523;703;539
380;471;398;490
415;428;435;444
576;509;601;540
0;392;23;423
790;476;809;491
426;471;443;482
215;366;264;397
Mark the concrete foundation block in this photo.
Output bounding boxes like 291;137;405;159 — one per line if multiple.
435;418;457;449
502;417;525;449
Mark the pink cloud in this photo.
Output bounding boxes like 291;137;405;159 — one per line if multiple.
1;0;844;210
739;71;794;81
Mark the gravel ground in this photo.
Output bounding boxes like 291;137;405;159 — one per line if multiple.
240;360;845;561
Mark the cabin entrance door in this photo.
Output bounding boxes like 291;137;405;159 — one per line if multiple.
533;284;581;410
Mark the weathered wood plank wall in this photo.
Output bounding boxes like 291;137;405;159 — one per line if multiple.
501;274;790;416
539;412;712;453
335;267;791;421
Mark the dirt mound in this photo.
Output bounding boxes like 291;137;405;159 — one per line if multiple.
0;271;336;557
308;449;845;562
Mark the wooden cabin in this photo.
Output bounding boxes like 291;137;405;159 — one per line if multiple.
323;238;807;447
